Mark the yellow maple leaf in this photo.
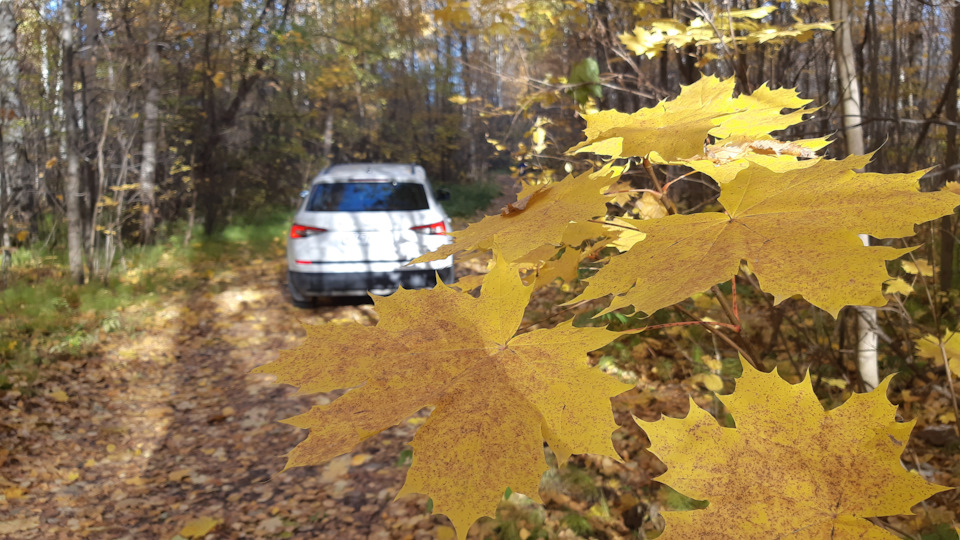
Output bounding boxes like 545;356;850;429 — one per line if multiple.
636;191;668;220
571;154;960;317
413;167;619;263
636;358;948;539
914;331;960;378
254;252;632;538
683;136;829;184
569;76;735;161
884;277;914;296
527;246;580;289
571;76;817;164
901;258;933;277
711;84;814;139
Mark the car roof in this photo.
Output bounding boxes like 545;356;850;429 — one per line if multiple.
314;163;426;184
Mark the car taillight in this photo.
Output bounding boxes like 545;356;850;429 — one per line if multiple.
411;222;447;235
290;224;326;238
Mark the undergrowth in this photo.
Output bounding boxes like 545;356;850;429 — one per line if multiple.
0;209;292;391
436;179;503;218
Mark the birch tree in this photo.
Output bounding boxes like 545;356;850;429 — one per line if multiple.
831;0;878;390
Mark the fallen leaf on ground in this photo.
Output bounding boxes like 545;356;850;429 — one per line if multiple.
0;517;39;534
179;516;222;538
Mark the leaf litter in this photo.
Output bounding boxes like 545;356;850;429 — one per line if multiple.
0;237;957;538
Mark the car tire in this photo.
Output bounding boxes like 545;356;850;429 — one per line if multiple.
288;280;316;309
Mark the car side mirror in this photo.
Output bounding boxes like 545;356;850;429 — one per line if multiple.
435;188;451;201
299;190;309;199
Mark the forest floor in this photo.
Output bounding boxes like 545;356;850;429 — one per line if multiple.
1;183;959;539
0;246;686;540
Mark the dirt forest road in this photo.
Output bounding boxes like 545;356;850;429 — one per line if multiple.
0;255;463;539
0;178;667;540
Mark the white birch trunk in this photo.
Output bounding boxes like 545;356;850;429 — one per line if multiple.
0;0;20;250
831;0;879;390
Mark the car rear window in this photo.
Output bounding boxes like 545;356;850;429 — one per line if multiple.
307;182;429;212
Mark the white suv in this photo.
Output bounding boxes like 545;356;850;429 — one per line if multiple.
286;163;455;307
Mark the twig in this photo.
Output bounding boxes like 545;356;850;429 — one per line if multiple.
642;157;678;214
673;305;758;369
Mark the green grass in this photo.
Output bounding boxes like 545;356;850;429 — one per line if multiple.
0;208;293;391
436;180;502;218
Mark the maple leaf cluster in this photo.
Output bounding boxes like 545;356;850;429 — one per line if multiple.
254;255;631;534
259;75;957;538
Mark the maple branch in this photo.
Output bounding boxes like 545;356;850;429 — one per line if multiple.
661;171;696;197
642;156;663;191
711;282;741;332
603;188;662;197
673;305;759;370
515;301;589;333
587;218;640;231
641;318;741;333
936;341;960;437
898;238;959;436
642;157;678;214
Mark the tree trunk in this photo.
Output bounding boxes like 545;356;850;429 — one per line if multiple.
139;6;160;244
939;2;960;294
322;93;334;165
831;0;877;390
62;1;84;284
0;0;22;252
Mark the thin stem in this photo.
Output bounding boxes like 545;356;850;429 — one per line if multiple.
673;305;759;369
587;218;640;231
661;171;696;196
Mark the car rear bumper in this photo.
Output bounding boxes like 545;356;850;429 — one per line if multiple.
289;268;455;296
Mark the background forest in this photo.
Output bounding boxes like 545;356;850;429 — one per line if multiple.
1;0;960;538
2;0;960;280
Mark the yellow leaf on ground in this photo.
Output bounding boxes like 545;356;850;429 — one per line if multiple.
571;155;959;317
350;453;372;466
821;377;848;389
0;517;39;535
2;487;24;501
688;373;724;391
701;356;723;371
637;358;948;539
254;251;632;538
168;468;192;482
49;390;68;403
179;517;222;538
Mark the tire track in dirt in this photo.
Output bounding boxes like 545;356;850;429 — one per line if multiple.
0;258;448;539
